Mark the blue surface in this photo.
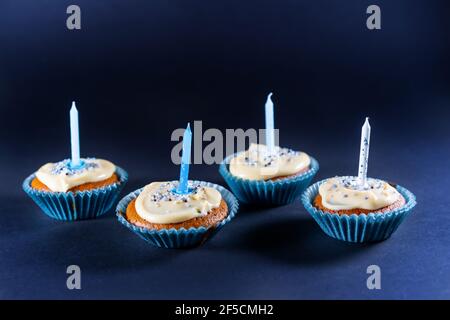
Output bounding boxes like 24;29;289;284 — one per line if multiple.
0;0;450;299
1;138;449;299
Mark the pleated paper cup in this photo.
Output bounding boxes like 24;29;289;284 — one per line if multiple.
301;179;416;243
116;181;239;249
23;167;128;221
219;154;319;206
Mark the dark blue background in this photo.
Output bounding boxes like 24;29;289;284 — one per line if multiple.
0;0;449;299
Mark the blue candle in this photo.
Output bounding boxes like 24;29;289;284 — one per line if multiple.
69;101;83;168
176;123;192;194
265;92;274;152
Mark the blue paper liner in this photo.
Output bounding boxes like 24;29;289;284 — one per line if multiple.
23;167;128;221
116;181;239;249
219;154;319;205
301;179;417;243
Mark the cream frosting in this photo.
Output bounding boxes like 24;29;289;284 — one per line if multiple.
229;143;311;180
35;158;116;192
135;181;222;224
318;176;401;211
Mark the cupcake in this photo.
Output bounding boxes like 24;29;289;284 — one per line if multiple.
23;158;128;221
116;180;238;248
302;118;416;242
117;122;238;248
302;177;416;242
220;143;319;205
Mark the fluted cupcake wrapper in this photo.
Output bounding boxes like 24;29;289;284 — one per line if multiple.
219;154;319;206
301;180;417;243
23;167;128;221
116;181;239;249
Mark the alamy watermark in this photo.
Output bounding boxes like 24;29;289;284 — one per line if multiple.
64;5;380;31
366;5;381;30
170;121;279;165
66;265;81;290
366;265;381;290
66;5;81;30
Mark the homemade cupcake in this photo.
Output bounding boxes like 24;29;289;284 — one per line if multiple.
302;176;416;242
220;143;319;205
116;180;238;248
23;158;128;221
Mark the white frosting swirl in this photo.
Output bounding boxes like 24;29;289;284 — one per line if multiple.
318;176;401;211
229;143;310;180
35;158;116;192
135;181;222;224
